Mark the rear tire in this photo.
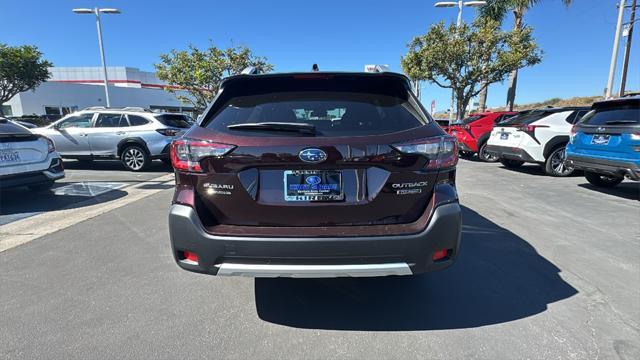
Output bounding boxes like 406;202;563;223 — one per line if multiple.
584;171;623;187
28;181;54;192
478;142;499;162
500;159;524;168
545;145;574;177
121;145;149;172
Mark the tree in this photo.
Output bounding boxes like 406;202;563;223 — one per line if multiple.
0;44;52;116
401;20;541;119
480;0;572;111
155;42;273;111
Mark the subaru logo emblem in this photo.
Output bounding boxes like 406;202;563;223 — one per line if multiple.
597;127;605;132
305;176;321;185
299;148;327;163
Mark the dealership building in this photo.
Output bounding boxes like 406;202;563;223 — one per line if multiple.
2;66;194;117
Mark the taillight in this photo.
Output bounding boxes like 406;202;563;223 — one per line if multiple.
170;139;235;172
392;136;458;169
156;128;181;136
569;125;578;144
517;124;549;132
43;137;55;153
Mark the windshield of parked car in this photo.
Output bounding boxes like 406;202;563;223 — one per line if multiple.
155;114;193;128
579;101;640;126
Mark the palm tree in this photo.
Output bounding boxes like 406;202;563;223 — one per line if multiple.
478;0;573;111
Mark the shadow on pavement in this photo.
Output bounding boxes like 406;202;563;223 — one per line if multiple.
254;206;577;331
578;182;640;201
62;159;172;172
499;164;583;177
0;184;127;221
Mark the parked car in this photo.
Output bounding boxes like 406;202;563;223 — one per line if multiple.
9;119;38;129
168;71;461;278
34;107;193;171
566;96;639;187
485;107;590;176
0;118;64;191
446;111;518;161
434;118;451;128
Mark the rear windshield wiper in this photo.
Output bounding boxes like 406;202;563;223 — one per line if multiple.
604;120;638;125
227;122;316;135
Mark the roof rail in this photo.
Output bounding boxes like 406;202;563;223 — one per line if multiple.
122;107;152;112
241;66;260;75
621;92;640;98
83;106;107;111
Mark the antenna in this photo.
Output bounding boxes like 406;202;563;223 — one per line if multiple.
311;64;320;72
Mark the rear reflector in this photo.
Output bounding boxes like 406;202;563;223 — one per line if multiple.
432;249;448;261
181;251;199;264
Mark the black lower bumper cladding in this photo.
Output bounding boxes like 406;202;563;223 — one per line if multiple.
567;155;640;181
485;145;536;162
169;199;462;277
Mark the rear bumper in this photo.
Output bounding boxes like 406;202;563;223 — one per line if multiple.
0;158;65;189
567;154;640;181
168;202;462;278
485;145;537;163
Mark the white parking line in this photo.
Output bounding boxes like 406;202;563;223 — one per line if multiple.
0;174;175;252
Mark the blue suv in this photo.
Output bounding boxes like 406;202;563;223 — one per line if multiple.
566;95;640;187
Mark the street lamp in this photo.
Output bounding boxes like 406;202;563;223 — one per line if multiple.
434;1;486;120
72;7;121;107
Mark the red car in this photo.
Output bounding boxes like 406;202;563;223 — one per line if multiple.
446;111;518;161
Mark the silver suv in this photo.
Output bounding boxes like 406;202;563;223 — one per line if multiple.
35;107;193;171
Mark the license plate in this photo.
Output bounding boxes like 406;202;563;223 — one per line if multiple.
500;133;509;140
0;150;21;164
284;170;343;202
591;134;611;145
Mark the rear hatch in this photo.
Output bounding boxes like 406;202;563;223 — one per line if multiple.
0;120;50;173
572;98;640;160
177;73;453;228
489;110;554;147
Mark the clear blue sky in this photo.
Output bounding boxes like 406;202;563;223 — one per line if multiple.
2;0;638;111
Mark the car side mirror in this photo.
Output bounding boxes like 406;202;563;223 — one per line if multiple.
53;123;62;130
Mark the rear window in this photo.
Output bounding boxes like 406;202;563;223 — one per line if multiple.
204;75;426;137
206;92;424;137
580;101;640;126
460;115;482;124
498;110;554;126
154;114;193;128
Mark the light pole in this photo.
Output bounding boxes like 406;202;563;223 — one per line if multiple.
434;1;486;121
605;1;627;99
72;7;121;107
619;0;637;96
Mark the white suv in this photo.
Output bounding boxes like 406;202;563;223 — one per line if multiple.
0;118;65;191
486;107;590;176
34;107;194;171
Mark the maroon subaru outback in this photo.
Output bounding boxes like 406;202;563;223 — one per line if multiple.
168;71;461;278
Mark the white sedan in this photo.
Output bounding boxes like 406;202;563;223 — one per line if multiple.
0;118;65;191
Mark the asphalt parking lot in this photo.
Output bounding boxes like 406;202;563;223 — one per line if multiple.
0;160;172;225
1;158;639;359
